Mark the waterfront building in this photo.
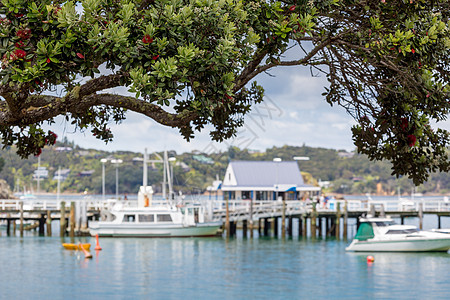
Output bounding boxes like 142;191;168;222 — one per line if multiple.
221;161;320;201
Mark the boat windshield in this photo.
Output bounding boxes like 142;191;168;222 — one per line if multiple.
386;229;419;234
374;221;395;227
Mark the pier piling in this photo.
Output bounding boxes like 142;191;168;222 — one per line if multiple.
311;203;317;239
336;203;341;240
60;201;66;237
20;201;24;237
69;202;75;238
46;210;52;236
264;218;269;236
343;201;348;240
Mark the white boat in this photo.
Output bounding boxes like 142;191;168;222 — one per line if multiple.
345;217;450;252
89;150;222;238
89;199;222;238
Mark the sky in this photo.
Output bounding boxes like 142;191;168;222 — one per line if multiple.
50;63;362;155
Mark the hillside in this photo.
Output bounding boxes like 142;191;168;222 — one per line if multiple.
0;142;448;196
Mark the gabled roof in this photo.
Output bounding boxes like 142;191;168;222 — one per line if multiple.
222;161;319;191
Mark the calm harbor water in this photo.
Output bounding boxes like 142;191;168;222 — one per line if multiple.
1;215;449;299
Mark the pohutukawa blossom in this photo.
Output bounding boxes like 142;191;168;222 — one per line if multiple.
16;28;31;40
142;34;153;44
13;49;26;59
407;134;417;147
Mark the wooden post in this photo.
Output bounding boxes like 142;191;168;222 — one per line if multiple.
329;217;336;237
225;198;230;238
281;197;286;238
274;217;278;237
288;216;293;237
12;218;16;234
264;218;269;236
20;201;24;237
318;217;322;238
438;215;441;229
418;203;423;230
6;215;11;236
311;203;317;239
69;202;75;237
243;220;248;238
369;204;376;217
401;216;404;225
249;196;254;238
298;217;303;236
38;214;45;236
380;203;386;218
335;202;341;240
46;210;52;236
258;218;261;236
343;201;348;240
270;218;275;236
302;214;307;237
60;201;66;237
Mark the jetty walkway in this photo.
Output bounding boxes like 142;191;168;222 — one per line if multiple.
1;197;449;237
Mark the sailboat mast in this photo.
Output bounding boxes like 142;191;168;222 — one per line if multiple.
163;151;167;200
166;151;173;201
143;148;148;189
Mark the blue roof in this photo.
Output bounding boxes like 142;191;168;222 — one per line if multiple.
228;161;305;187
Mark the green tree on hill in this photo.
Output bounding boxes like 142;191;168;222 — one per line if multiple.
0;0;448;185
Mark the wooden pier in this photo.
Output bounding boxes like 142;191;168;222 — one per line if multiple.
1;197;449;238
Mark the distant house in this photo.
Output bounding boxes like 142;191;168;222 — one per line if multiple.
192;155;214;164
78;170;95;177
221;161;320;201
55;146;73;152
53;169;71;181
33;167;48;180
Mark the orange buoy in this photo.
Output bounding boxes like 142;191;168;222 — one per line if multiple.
367;255;375;263
94;234;102;251
79;243;93;259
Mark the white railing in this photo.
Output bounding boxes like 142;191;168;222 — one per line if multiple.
1;197;449;215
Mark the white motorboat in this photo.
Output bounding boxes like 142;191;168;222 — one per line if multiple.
89;150;222;238
346;217;450;252
89;193;222;238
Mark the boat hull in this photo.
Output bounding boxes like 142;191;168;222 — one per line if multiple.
89;222;222;238
346;238;450;252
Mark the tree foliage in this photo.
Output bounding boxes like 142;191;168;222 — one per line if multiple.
0;0;449;185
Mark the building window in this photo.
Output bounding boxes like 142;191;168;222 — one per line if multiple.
157;214;173;222
138;214;154;222
242;191;251;200
123;214;136;222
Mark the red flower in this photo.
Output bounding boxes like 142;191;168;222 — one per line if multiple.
13;49;26;59
152;55;159;60
15;41;25;48
407;134;416;147
16;28;31;40
289;5;296;11
142;34;153;44
426;93;430;98
35;148;42;157
225;94;232;100
46;58;51;63
76;52;85;59
400;118;408;131
411;48;415;54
